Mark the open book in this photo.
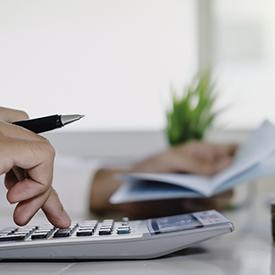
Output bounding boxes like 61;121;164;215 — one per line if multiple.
110;120;275;204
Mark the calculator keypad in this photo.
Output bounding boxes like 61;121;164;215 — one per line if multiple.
0;218;132;242
0;226;37;242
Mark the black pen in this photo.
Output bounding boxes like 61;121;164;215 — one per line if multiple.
13;114;84;134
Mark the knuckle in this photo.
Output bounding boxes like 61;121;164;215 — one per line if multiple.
31;139;56;163
48;143;56;159
40;139;56;159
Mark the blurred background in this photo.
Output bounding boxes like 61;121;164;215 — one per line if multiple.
0;0;275;220
1;0;275;131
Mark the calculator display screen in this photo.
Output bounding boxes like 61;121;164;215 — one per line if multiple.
149;214;203;234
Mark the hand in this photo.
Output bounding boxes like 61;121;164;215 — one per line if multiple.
0;107;71;228
89;141;237;218
132;141;237;175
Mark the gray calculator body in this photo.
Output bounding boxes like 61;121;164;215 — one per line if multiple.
0;210;233;260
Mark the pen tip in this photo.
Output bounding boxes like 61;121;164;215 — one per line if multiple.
61;114;85;126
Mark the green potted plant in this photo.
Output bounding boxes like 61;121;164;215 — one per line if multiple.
166;71;218;146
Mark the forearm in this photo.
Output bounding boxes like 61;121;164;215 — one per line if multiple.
88;156;169;215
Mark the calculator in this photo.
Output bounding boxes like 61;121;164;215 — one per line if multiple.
0;210;233;260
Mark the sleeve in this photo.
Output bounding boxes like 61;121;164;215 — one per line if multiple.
53;154;102;218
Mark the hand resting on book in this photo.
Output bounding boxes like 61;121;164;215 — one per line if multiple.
89;141;237;218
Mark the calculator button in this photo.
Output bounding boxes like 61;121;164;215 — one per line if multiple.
1;231;14;235
16;230;32;236
100;223;113;229
0;227;17;235
78;226;95;231
0;234;26;242
12;232;30;237
79;221;98;227
100;225;113;229
98;229;112;235
53;224;77;238
34;229;52;234
100;225;112;229
117;226;131;234
102;219;114;223
31;232;49;240
31;229;53;240
76;230;93;237
78;228;95;234
101;220;114;226
37;226;54;231
54;229;71;238
16;229;30;234
17;226;36;231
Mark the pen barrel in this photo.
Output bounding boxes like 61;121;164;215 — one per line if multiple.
13;115;62;134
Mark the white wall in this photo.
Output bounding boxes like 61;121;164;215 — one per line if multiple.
0;0;198;130
213;0;275;129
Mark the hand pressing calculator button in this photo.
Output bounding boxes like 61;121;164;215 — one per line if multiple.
0;210;234;260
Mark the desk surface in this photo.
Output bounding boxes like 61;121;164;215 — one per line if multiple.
0;195;274;275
